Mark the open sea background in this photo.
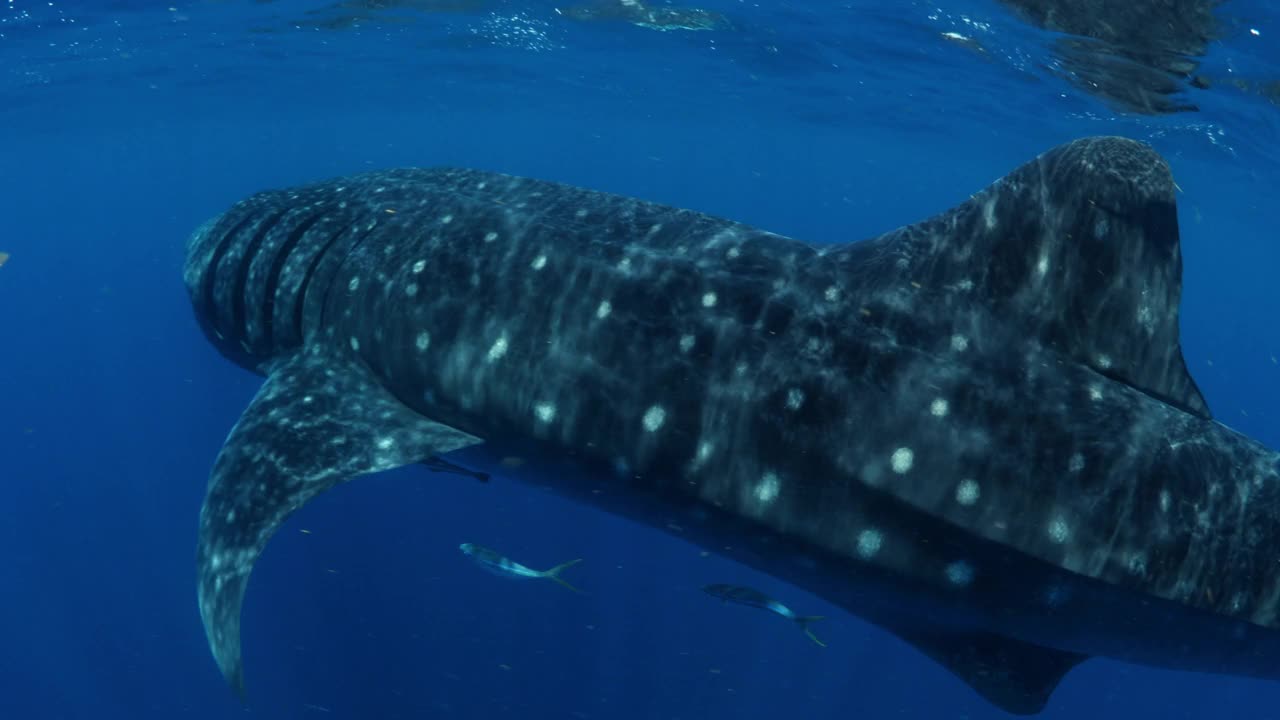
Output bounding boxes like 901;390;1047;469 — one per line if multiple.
1;1;1278;718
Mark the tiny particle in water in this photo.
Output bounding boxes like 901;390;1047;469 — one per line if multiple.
0;251;10;267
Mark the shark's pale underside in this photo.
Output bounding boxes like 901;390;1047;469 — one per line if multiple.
184;137;1280;714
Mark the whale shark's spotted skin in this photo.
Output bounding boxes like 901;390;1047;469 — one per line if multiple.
186;137;1280;715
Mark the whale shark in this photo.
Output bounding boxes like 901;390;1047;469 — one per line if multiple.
185;136;1280;715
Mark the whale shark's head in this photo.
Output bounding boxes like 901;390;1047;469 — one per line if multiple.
183;213;263;373
182;181;374;375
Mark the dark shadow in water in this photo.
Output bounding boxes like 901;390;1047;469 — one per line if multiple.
249;0;492;32
997;0;1219;114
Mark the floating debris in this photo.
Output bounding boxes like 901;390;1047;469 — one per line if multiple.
940;31;987;57
0;251;9;268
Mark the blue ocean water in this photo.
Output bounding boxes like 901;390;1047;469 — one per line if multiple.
1;1;1278;718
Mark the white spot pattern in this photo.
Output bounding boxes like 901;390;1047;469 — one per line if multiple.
1047;517;1071;543
487;335;509;362
534;402;556;423
891;447;914;474
642;405;667;432
786;388;805;411
755;472;781;503
945;561;975;587
856;529;883;559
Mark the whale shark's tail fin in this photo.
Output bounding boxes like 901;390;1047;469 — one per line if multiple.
794;615;826;647
541;558;584;593
195;346;483;698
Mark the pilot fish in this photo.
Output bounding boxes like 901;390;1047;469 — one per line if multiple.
703;583;826;647
459;543;583;593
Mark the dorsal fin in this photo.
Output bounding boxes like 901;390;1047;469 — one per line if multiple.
843;136;1209;418
959;137;1207;416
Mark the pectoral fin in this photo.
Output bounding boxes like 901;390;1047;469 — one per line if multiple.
421;456;490;483
196;347;482;697
891;626;1088;715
